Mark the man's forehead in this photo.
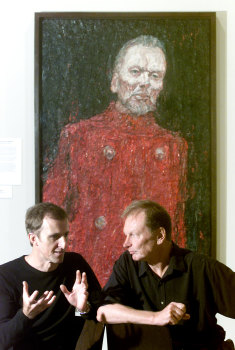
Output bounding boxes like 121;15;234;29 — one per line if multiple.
42;216;69;229
122;44;166;66
124;210;146;230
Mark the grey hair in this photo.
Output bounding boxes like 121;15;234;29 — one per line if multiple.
113;35;166;74
25;202;68;235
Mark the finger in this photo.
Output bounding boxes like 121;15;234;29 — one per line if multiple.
75;270;81;284
22;281;29;298
39;293;56;305
81;272;88;288
47;295;56;305
33;291;51;305
172;303;187;316
60;284;70;296
171;309;184;324
29;290;39;303
175;302;186;313
183;313;190;320
37;292;50;304
44;290;54;301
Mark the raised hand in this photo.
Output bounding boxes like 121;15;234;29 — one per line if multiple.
22;281;56;319
60;270;89;312
155;302;190;326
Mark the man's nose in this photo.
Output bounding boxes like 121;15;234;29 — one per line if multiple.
58;236;67;249
139;72;150;87
123;236;131;248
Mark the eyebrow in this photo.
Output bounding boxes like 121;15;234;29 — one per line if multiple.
129;66;165;74
48;232;69;238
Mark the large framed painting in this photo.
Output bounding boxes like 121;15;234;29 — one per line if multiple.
35;12;216;286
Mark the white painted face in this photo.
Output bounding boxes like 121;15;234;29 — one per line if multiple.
111;44;167;116
123;211;157;262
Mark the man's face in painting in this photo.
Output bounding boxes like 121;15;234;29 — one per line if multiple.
111;44;167;116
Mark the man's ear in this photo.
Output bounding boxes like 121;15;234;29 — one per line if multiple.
28;232;38;246
110;73;119;93
156;227;166;244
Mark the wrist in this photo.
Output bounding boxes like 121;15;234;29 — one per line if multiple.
22;308;35;320
75;302;91;316
152;311;161;326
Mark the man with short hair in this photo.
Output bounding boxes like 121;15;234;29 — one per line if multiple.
43;35;188;287
97;200;235;350
0;202;101;350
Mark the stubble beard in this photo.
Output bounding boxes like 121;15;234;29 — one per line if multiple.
123;98;156;116
117;86;158;116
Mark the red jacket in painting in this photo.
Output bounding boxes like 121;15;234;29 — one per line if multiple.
43;102;188;286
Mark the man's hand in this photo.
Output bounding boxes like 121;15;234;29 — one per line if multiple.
22;281;56;319
60;270;89;312
154;302;190;326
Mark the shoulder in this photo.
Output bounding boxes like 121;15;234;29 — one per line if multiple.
59;108;110;138
0;256;24;275
176;246;225;276
154;123;187;146
0;257;25;292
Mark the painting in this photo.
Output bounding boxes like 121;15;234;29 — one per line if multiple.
35;12;216;286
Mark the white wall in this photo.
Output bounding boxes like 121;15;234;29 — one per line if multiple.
0;0;234;346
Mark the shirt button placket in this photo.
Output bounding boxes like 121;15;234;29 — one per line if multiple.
159;281;165;309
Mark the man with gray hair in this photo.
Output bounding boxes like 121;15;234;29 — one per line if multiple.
111;35;167;116
43;35;188;287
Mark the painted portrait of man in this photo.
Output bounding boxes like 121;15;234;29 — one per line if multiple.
37;14;215;286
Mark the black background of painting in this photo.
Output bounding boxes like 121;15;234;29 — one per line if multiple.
36;13;215;256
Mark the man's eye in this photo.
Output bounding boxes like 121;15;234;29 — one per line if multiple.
151;72;160;79
130;69;140;76
51;235;59;241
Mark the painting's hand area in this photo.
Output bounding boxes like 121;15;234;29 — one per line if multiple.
60;270;89;312
22;281;56;319
154;302;190;326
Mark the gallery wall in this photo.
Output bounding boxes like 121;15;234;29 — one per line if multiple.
0;0;234;344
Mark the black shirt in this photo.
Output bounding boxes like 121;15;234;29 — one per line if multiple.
0;252;101;350
103;243;235;349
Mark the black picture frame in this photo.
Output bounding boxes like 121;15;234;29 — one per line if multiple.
35;12;216;284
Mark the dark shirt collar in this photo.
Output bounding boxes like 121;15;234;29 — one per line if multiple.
138;242;188;278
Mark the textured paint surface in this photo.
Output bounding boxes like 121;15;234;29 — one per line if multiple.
39;16;214;286
43;102;188;285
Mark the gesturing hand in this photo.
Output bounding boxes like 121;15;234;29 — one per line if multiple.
60;270;89;312
155;302;190;326
22;281;56;319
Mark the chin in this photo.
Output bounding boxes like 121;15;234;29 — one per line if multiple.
51;255;64;264
126;102;156;116
131;254;142;261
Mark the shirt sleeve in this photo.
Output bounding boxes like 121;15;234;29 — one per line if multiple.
102;254;134;306
207;259;235;318
0;275;33;349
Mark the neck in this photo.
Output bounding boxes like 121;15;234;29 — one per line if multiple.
115;101;135;116
25;253;59;272
148;241;172;278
